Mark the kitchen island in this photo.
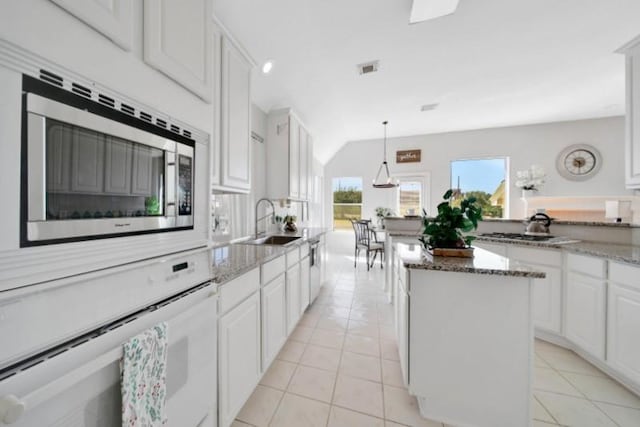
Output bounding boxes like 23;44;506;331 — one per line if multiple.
393;243;544;427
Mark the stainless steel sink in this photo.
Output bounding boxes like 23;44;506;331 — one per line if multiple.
241;235;302;246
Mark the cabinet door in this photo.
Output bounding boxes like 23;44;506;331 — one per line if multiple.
262;276;287;370
143;0;212;101
131;145;153;196
46;123;72;192
531;265;562;334
286;265;301;334
299;126;308;200
626;43;640;188
565;272;606;359
51;0;134;51
398;280;409;387
220;37;252;191
300;257;310;315
104;137;132;195
210;23;223;187
608;282;640;384
218;292;261;427
288;116;300;199
307;134;314;200
71;128;104;193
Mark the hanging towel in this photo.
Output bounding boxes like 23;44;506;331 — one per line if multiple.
121;322;169;427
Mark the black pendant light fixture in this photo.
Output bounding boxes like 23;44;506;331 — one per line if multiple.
372;121;398;188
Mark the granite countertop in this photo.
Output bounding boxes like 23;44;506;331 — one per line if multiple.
475;236;640;267
211;228;328;284
481;218;640;228
395;242;546;278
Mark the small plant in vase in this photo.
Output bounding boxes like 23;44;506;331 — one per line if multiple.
274;215;284;232
374;207;394;229
419;189;483;257
283;215;297;232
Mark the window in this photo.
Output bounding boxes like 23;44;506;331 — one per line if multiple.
332;177;362;229
450;158;507;218
397;180;422;216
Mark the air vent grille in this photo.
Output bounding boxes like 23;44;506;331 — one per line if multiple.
183;130;191;138
98;94;115;108
156;118;167;129
170;124;180;134
39;69;63;87
357;60;379;75
140;111;152;123
71;82;92;98
120;103;135;116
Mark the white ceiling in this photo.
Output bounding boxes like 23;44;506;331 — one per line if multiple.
212;0;640;164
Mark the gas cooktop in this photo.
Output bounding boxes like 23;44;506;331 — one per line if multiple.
479;232;561;242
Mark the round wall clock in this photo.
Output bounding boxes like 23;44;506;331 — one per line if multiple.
556;144;602;181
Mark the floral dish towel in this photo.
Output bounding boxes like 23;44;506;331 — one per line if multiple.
121;322;169;427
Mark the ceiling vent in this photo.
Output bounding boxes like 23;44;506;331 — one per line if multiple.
357;60;379;75
420;103;439;112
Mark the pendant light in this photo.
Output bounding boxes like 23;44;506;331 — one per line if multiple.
372;121;398;188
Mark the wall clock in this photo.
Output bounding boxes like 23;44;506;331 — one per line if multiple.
556;144;602;181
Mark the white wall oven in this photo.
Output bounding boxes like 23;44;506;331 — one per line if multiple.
21;74;195;246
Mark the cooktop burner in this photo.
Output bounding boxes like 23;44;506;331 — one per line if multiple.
479;232;556;242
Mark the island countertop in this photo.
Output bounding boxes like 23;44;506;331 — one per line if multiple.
395;242;546;278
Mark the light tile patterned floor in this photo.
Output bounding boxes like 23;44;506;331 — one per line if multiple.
234;231;640;427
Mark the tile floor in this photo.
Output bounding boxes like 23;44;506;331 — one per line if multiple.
233;231;640;427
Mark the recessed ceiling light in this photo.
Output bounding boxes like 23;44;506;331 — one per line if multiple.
262;60;274;74
420;103;439;111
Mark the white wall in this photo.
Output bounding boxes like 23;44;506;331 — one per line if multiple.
324;117;629;225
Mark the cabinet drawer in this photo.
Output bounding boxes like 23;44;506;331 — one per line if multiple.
286;247;300;267
219;268;260;314
609;262;640;291
508;246;561;267
262;256;285;285
567;253;606;278
300;243;310;259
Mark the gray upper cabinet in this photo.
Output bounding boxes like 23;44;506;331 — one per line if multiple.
71;128;105;194
46;123;72;192
143;0;213;102
131;145;154;196
619;35;640;188
104;137;133;195
50;0;134;51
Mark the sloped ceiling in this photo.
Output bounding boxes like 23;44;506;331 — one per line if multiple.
212;0;640;163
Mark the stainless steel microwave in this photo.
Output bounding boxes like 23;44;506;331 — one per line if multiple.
21;75;195;246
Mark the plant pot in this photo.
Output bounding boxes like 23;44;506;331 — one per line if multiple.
426;247;475;258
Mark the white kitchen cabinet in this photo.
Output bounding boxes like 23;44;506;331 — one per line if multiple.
71;128;104;193
210;20;253;193
143;0;212;101
289;116;300;199
266;109;314;201
508;246;563;334
618;36;640;188
397;267;409;387
286;264;301;334
300;255;310;315
607;262;640;385
50;0;134;51
218;291;261;427
103;137;132;195
219;37;252;191
298;125;308;200
565;268;606;360
261;274;287;370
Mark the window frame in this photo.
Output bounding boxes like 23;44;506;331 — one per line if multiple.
394;173;430;217
449;156;510;219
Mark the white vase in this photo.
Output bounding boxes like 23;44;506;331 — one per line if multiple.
521;189;538;199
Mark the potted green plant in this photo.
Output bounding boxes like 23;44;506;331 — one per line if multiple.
374;207;394;229
283;214;297;232
419;189;483;257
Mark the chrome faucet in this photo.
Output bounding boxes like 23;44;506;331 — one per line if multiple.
255;198;276;238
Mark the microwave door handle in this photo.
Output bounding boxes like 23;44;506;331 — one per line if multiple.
165;152;176;218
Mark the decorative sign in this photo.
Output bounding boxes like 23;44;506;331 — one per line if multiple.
396;149;421;163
